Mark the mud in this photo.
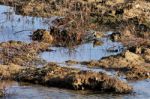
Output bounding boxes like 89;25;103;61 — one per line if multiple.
0;41;49;66
119;25;150;48
0;63;133;93
31;20;97;47
0;0;150;30
0;0;149;97
0;0;131;18
0;40;133;93
1;0;149;47
16;63;132;93
81;51;150;80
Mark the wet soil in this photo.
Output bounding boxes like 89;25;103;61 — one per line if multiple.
80;51;150;80
0;63;132;93
0;41;49;66
0;0;150;98
0;80;149;99
0;0;132;18
0;32;132;93
0;0;150;31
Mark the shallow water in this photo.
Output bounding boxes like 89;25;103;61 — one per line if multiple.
0;5;149;99
0;5;123;63
41;38;123;63
0;80;150;99
0;5;57;42
0;5;124;76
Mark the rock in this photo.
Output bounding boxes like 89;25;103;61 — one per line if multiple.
32;29;53;43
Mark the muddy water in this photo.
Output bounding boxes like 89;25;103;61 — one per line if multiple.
0;5;150;99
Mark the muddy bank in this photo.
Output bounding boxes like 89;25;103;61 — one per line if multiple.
31;22;105;47
0;63;132;93
0;41;50;66
0;0;149;95
81;51;150;80
117;21;150;47
31;27;84;47
1;0;149;48
0;0;145;36
0;40;132;93
108;22;150;65
0;0;132;18
13;0;150;48
1;0;150;31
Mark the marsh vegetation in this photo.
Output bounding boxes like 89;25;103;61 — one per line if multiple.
0;0;150;98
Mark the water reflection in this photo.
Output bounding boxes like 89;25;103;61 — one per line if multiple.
41;38;123;63
0;5;123;64
0;80;150;99
0;5;56;42
0;4;149;99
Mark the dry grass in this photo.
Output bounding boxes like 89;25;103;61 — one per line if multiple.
0;0;150;95
16;63;132;93
80;51;150;80
0;41;48;66
0;64;22;79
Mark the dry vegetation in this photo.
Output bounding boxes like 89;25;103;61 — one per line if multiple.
81;50;150;80
0;40;133;93
0;41;49;66
0;0;150;95
0;63;132;93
